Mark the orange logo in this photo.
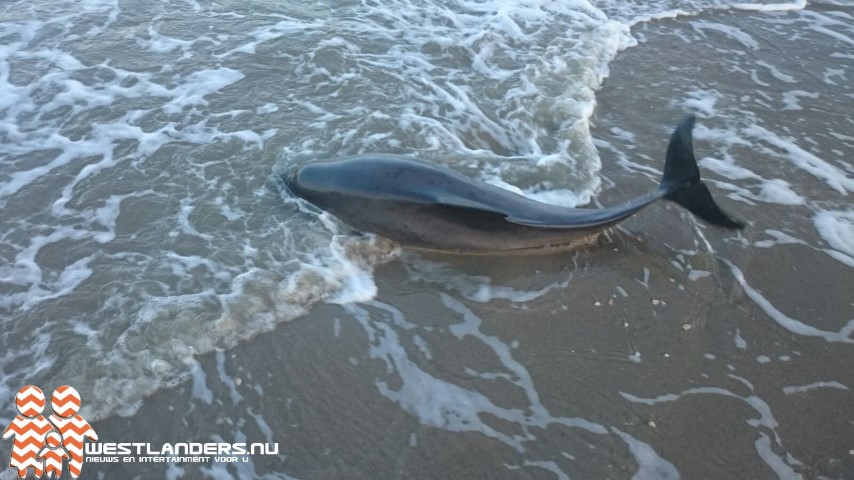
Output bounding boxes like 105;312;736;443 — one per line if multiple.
2;386;97;479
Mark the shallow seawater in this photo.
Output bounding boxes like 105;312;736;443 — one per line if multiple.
1;0;852;478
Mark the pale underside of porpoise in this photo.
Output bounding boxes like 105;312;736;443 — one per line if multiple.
282;116;744;253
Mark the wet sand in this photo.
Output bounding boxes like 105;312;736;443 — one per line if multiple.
82;6;854;480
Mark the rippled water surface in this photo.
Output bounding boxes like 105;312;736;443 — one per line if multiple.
1;0;852;478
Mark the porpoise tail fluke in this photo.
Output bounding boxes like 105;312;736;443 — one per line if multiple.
659;115;745;229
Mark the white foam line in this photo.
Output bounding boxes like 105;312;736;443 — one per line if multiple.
323;236;383;304
346;295;606;455
724;260;854;343
162;68;245;114
367;300;416;329
735;329;748;349
215;351;244;406
813;210;854;258
0;135;107;200
520;460;571;480
214;18;324;58
781;90;819;110
443;294;545;417
402;254;569;304
802;10;854;47
135;25;219;55
823;249;854;267
752;228;854;268
782;381;849;395
0;334;56;427
0;226;96;309
625;0;805;27
188;359;213;405
246;408;284;464
731;0;806;12
176;198;214;241
626;10;693;28
348;304;530;451
754;433;800;480
692;21;759;49
21;256;94;310
621;384;801;477
612;428;681;480
441;295;607;440
621;387;734;406
745;125;854;195
755;61;796;83
164;462;185;480
681;89;722;117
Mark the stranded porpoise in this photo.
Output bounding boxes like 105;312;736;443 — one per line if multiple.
282;115;743;253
